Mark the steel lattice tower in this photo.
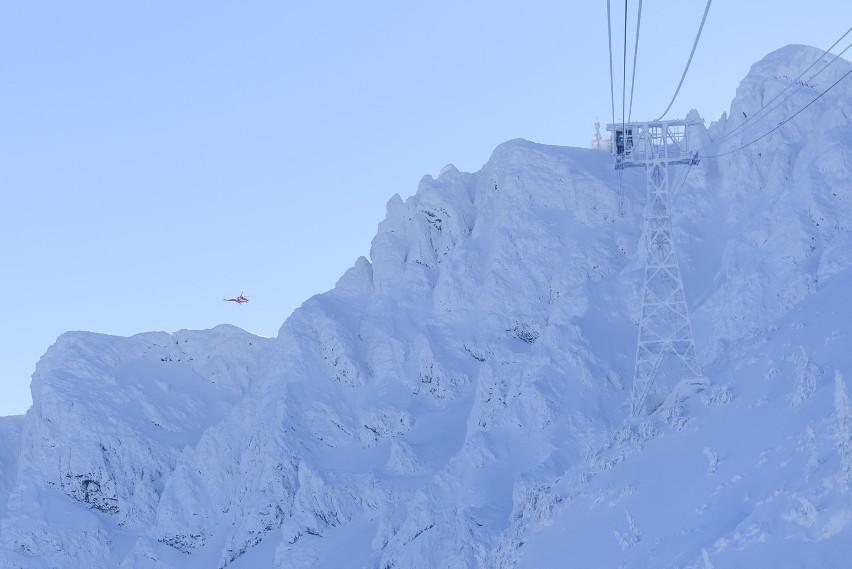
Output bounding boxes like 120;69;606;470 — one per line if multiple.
606;120;708;415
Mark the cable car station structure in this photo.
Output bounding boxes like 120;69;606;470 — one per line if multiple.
607;120;707;415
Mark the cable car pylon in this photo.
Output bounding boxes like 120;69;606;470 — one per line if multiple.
606;119;708;415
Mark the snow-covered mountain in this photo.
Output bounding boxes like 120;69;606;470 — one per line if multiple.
2;45;852;568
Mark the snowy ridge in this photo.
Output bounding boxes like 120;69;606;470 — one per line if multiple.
694;45;852;360
2;45;852;568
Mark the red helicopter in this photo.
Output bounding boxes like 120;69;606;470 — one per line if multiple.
223;292;249;304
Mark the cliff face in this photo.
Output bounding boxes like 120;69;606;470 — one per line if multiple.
0;416;23;523
2;45;852;569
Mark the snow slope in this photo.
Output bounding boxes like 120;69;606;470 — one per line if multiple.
1;45;852;568
508;265;852;569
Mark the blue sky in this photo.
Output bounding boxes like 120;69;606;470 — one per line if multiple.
2;1;850;416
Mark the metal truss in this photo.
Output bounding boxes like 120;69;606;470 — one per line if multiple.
607;120;707;415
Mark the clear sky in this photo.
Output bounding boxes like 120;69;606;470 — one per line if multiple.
2;1;850;417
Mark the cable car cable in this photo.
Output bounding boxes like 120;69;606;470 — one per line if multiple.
628;0;643;123
622;0;629;136
607;0;617;130
655;0;713;121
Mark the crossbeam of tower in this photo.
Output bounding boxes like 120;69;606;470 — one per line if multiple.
606;119;708;415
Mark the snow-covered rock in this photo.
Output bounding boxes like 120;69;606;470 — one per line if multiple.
2;45;852;568
0;416;23;522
